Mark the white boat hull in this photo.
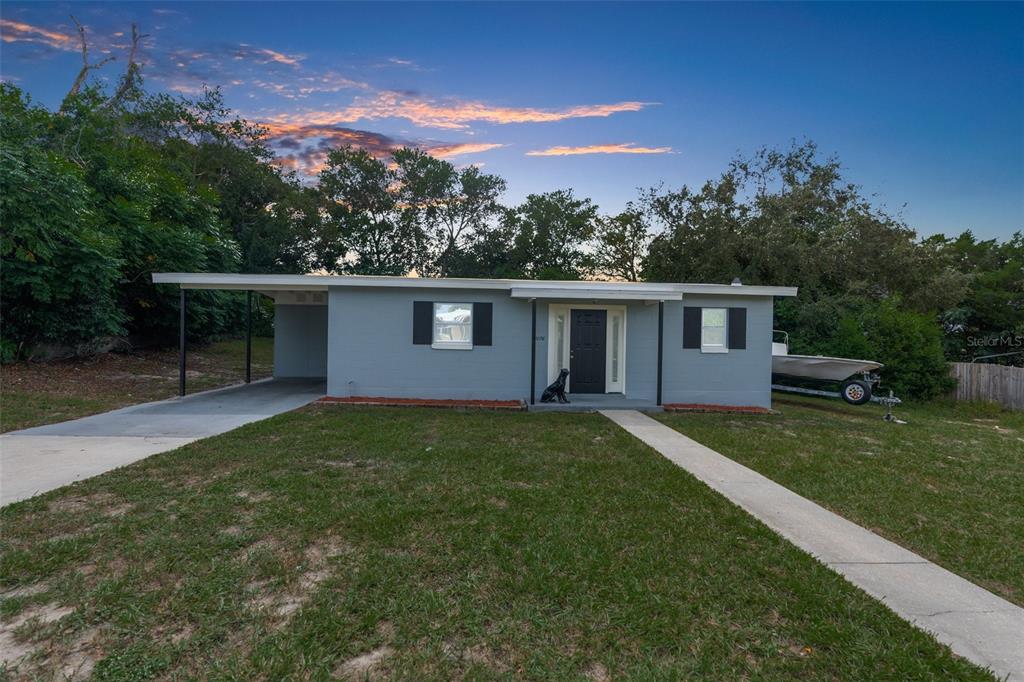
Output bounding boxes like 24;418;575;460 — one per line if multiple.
771;354;883;382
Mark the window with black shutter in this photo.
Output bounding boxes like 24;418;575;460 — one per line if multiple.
472;303;492;346
727;307;747;350
413;300;493;348
412;301;433;344
683;307;702;349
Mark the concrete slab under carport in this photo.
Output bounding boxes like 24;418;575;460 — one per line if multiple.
1;378;325;506
602;409;1024;681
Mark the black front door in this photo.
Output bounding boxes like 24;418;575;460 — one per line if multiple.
570;309;607;393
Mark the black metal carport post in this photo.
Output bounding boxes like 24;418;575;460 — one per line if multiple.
530;298;537;405
656;300;664;406
245;290;252;383
179;288;187;397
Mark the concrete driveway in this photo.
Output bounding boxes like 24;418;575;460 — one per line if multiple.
1;378;325;506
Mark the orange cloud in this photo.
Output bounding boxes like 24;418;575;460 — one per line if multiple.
263;92;653;130
262;120;503;176
254;47;302;66
526;143;673;157
429;142;505;158
235;43;302;66
0;19;76;51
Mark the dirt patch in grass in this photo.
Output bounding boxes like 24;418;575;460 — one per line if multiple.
248;537;350;625
333;645;394;679
48;493;115;514
0;583;49;600
235;490;273;503
0;602;77;668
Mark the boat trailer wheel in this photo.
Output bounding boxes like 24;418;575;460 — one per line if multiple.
840;379;872;405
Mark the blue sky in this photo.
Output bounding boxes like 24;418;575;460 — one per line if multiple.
2;2;1021;239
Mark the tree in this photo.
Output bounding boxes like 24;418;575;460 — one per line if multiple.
643;141;977;395
318;146;425;275
928;231;1024;363
592;204;649;281
441;213;523;278
3;44;247;353
391;149;507;276
643;141;966;311
505;190;597;279
0;115;123;360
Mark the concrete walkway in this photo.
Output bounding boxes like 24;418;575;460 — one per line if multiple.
1;378;325;506
602;409;1024;681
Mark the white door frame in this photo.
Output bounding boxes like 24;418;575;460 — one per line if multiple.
547;303;627;394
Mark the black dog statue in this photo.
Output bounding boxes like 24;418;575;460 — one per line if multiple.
540;368;570;403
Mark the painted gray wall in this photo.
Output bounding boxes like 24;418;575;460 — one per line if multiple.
624;302;659;401
661;295;775;408
321;287;774;406
274;304;328;378
328;287;536;401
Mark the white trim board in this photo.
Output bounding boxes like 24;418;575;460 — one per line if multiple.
152;272;798;298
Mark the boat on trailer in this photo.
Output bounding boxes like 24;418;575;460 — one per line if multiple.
771;331;884;404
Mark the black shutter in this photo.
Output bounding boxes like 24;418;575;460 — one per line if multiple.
413;301;432;344
683;306;701;349
473;302;492;346
728;307;747;349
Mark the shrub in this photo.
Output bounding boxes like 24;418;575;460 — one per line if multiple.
776;297;954;400
854;300;956;400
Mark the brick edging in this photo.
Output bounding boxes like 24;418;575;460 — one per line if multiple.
316;396;526;411
662;403;774;414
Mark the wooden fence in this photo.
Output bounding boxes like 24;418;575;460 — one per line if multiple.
949;362;1024;410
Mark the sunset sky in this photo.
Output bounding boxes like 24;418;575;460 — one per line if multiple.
2;2;1021;239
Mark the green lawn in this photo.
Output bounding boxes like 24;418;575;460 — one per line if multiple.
0;337;273;433
0;408;991;680
657;394;1024;607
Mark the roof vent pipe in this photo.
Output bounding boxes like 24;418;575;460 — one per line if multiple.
731;277;742;286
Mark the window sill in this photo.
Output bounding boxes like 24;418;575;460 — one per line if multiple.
700;347;729;354
432;342;473;351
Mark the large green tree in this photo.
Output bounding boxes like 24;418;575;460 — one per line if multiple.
0;100;123;360
643;142;970;398
317;146;426;275
1;54;251;355
644;142;965;311
504;190;598;280
391;148;507;277
927;230;1024;363
592;204;649;281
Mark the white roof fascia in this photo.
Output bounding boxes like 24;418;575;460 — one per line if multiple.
151;273;798;298
677;284;798;297
151;273;331;291
509;287;682;301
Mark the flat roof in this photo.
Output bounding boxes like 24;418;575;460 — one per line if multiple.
151;272;798;298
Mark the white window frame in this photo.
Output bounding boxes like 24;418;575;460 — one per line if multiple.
700;307;728;353
546;303;627;393
432;302;474;350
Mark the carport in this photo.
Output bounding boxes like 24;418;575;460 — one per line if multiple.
153;273;332;396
